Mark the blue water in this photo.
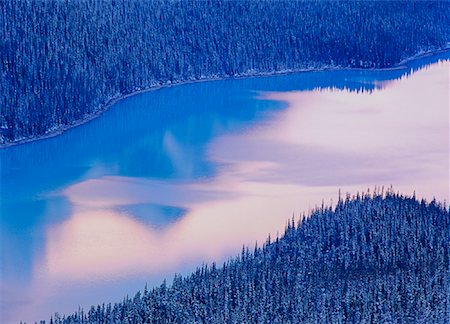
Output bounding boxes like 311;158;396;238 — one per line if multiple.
1;52;449;323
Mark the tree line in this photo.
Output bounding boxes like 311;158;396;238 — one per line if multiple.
37;191;449;323
1;0;449;143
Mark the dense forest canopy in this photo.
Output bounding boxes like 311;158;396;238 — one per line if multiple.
1;0;449;144
41;192;449;323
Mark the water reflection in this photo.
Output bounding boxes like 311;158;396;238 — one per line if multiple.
1;52;449;323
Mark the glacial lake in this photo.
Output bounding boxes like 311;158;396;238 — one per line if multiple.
1;52;449;323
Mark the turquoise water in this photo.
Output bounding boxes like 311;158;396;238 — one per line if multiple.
1;52;449;323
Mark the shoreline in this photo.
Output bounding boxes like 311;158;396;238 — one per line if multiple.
2;47;449;149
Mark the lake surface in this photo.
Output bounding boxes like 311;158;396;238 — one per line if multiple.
1;52;449;323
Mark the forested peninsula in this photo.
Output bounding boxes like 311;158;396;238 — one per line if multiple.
1;0;449;145
44;192;449;323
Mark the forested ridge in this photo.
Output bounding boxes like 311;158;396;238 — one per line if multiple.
40;192;449;323
1;0;449;144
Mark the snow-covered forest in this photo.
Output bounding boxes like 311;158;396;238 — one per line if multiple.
45;192;449;323
1;0;449;143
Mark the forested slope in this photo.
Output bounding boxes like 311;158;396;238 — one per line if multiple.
45;192;449;323
1;0;449;144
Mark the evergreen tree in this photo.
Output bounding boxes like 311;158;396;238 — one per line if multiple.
1;1;449;144
41;192;449;323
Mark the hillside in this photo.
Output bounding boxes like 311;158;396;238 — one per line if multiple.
2;0;449;144
46;192;449;323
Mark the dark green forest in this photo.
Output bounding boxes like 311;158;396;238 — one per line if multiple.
42;192;449;323
1;0;449;144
